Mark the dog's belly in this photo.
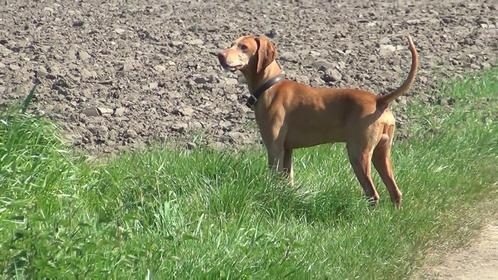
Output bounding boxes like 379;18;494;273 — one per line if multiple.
284;123;347;148
283;109;395;149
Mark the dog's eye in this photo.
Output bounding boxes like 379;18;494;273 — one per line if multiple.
239;44;248;51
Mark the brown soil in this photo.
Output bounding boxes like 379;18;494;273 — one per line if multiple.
0;0;496;153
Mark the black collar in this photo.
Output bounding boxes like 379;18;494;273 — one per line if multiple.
246;75;285;108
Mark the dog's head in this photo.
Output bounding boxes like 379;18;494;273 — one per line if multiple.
217;35;277;74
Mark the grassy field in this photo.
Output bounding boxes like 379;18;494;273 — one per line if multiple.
1;68;497;279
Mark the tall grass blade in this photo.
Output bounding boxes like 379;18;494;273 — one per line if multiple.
21;84;38;114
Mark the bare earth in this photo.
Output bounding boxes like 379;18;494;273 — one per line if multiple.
419;218;498;280
0;0;496;153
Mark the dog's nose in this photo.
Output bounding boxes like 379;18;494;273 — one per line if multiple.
217;52;227;63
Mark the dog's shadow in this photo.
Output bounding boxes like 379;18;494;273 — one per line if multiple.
198;146;380;225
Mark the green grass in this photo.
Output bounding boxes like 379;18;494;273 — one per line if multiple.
1;68;497;279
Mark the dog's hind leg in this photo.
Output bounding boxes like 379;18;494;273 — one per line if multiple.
373;125;402;208
347;140;380;206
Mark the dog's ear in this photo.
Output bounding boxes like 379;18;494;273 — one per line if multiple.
255;36;276;73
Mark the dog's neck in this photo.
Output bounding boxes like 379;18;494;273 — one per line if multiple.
242;61;282;95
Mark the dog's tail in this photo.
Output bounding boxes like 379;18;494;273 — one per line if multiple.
376;35;418;106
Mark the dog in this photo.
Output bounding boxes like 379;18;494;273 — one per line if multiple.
217;35;418;208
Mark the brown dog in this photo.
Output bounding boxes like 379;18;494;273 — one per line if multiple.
217;35;418;208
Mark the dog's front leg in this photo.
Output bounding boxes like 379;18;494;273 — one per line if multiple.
258;112;292;183
283;148;294;185
266;143;285;172
265;144;294;185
